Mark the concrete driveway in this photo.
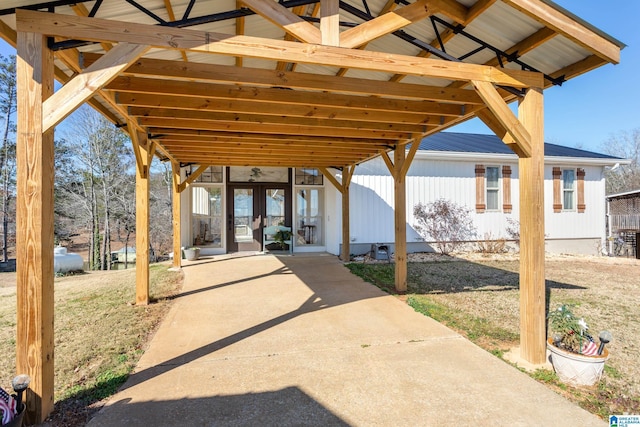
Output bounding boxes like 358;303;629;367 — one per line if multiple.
88;254;605;426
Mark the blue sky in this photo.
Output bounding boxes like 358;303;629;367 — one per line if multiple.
0;1;637;154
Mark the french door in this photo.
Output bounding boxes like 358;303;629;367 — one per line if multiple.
227;184;291;252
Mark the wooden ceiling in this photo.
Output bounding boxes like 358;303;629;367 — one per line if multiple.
0;0;623;169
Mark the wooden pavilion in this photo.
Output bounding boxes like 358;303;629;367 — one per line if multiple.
0;0;623;422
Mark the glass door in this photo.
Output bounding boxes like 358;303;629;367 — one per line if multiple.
227;185;292;252
228;187;260;251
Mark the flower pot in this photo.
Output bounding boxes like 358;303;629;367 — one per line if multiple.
547;338;609;387
184;248;200;261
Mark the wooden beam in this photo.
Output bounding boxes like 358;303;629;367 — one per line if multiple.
118;94;450;128
128;120;149;176
128;107;434;133
163;0;189;62
150;128;384;144
318;167;343;194
84;54;484;104
159;142;382;154
399;136;421;177
393;147;407;292
502;0;621;64
236;0;245;66
381;151;396;179
154;132;387;146
16;31;55;424
136;116;411;140
240;0;321;43
471;80;532;157
178;164;208;193
518;86;546;364
340;0;433;49
42;42;148;132
171;161;182;269
135;133;152;305
341;165;354;261
109;76;467;117
16;10;541;88
321;0;339;47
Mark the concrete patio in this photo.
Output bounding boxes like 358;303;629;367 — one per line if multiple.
87;254;606;426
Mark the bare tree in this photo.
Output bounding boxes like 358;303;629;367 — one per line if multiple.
59;106;134;269
148;162;174;260
0;55;16;262
601;128;640;194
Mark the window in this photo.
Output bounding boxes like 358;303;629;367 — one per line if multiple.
486;166;500;210
190;165;223;183
553;167;585;213
229;166;289;183
295;168;323;185
562;169;575;211
476;164;511;213
191;186;223;247
295;188;323;246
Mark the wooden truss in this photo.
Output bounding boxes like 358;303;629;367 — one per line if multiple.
0;0;621;422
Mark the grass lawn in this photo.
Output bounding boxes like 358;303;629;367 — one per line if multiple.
347;253;640;419
0;263;183;425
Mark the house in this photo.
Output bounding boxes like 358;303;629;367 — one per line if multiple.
606;189;640;257
180;132;626;258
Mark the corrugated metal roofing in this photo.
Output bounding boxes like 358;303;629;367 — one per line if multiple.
0;0;626;168
419;132;624;159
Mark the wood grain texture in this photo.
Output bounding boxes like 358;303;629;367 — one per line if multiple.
16;31;55;424
518;87;546;365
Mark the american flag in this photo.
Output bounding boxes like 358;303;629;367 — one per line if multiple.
582;336;599;356
0;386;17;424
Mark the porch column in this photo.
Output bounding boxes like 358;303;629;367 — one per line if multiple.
393;148;408;292
171;161;182;269
16;31;55;423
135;141;152;305
341;166;354;261
318;167;353;261
518;87;546;364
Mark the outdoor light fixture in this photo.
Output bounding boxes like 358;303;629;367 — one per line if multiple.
598;330;613;355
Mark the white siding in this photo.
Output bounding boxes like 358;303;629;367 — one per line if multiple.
343;155;608;255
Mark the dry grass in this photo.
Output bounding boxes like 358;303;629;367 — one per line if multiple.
347;252;640;418
0;263;183;425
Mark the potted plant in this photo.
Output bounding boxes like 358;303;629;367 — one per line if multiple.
273;228;292;251
547;304;612;387
184;247;201;261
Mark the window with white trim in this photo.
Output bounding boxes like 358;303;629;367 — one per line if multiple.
562;169;576;211
486;166;500;211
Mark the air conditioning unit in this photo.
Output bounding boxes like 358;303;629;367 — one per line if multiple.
371;243;390;261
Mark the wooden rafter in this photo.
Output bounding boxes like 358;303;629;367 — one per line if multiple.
16;10;541;88
502;0;620;64
83;54;484;104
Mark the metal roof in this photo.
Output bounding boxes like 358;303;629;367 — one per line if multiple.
0;0;625;169
419;131;624;159
606;189;640;200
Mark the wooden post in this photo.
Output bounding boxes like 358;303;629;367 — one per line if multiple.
518;87;546;364
171;161;182;269
340;166;354;262
320;0;339;46
16;31;55;424
393;148;408;292
135;142;152;305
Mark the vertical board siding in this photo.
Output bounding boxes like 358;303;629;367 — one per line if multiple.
348;157;607;248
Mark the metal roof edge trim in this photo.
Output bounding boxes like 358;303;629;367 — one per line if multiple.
412;151;628;166
606;189;640;199
541;0;627;49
